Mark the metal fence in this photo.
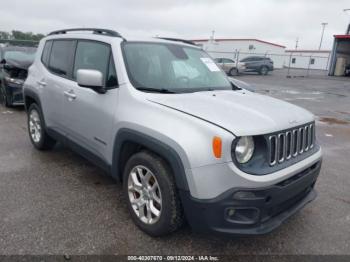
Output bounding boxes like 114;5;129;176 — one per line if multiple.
0;39;39;47
206;50;331;78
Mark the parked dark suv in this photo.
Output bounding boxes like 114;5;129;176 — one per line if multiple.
239;56;274;75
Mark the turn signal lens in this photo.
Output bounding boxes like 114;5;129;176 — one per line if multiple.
212;136;222;158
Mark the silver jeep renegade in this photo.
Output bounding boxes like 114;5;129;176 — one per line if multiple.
23;28;322;237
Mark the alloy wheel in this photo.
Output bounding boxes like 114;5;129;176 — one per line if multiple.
29;109;42;143
128;165;162;224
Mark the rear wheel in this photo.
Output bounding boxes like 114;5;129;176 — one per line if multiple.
229;68;239;76
259;66;269;75
27;103;56;150
123;151;184;236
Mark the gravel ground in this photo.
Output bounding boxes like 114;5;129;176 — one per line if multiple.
0;72;349;255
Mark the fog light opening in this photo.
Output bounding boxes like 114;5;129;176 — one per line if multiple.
233;191;256;200
227;208;236;217
225;207;260;225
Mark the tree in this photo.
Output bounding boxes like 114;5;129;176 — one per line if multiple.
0;31;10;39
1;30;45;41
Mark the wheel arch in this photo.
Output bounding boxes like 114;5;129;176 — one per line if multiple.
112;128;190;191
24;89;42;112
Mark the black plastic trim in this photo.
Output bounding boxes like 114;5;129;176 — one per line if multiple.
180;161;321;236
23;88;42;111
46;127;111;173
112;128;189;190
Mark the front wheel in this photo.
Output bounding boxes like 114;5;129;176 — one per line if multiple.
1;87;11;107
123;151;184;236
27;103;56;150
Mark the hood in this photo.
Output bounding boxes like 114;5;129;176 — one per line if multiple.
148;90;314;136
5;59;32;70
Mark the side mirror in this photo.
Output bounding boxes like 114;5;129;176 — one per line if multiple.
77;69;106;94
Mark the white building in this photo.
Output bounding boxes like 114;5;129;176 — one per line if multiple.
191;38;287;68
285;50;331;71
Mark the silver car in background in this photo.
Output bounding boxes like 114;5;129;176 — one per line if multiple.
214;58;246;76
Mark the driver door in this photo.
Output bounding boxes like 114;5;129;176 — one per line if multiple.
63;40;119;161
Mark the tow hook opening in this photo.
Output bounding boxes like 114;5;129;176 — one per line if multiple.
225;207;260;225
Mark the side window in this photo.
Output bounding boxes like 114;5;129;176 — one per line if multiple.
223;58;234;63
73;41;110;82
106;56;118;89
48;40;75;77
41;40;52;67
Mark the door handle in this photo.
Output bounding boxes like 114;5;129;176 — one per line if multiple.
37;80;47;87
64;90;77;100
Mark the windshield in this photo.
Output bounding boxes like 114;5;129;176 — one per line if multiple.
122;42;232;93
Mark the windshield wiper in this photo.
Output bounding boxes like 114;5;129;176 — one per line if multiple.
136;87;176;94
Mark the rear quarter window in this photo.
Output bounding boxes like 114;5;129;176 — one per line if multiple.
41;40;52;67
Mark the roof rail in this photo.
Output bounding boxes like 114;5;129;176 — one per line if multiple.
156;37;197;46
48;28;124;38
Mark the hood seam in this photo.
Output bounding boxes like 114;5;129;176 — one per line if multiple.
148;99;236;137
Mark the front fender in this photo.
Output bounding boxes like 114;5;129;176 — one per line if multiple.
112;128;190;191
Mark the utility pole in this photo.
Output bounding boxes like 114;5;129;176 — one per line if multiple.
319;22;328;50
344;9;350;34
295;37;299;50
210;30;215;43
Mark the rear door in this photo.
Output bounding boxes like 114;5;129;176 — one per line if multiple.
41;39;76;134
63;40;119;161
243;57;260;70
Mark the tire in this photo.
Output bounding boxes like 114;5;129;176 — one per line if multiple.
229;68;239;76
1;86;11;107
27;103;56;150
259;66;269;75
123;151;184;236
4;94;12;107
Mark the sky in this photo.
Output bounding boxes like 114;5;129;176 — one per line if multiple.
0;0;349;50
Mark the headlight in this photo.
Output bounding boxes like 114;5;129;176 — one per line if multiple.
234;136;255;164
5;76;24;85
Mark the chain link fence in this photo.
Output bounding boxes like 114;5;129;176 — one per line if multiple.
206;50;331;78
0;39;39;47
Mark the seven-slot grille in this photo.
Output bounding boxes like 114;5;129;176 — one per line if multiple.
268;123;315;166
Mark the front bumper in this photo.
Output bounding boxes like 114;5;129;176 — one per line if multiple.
4;83;24;105
180;161;321;236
